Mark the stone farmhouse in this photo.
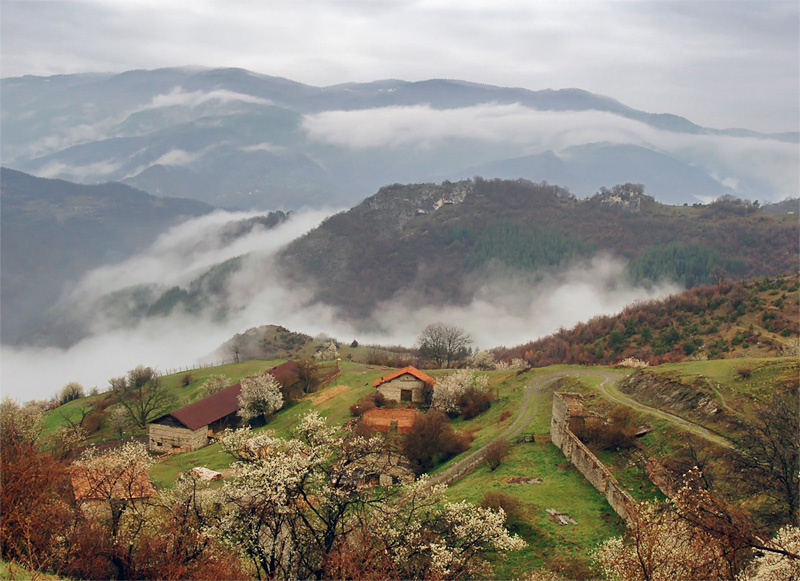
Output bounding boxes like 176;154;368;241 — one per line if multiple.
148;361;302;452
148;382;243;452
373;366;436;404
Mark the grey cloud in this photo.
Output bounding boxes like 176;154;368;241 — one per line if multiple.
302;104;799;198
2;1;796;133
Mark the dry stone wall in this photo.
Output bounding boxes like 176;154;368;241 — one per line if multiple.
551;392;636;520
148;422;208;452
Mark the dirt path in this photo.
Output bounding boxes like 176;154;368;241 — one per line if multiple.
428;367;732;489
428;369;615;486
594;377;733;449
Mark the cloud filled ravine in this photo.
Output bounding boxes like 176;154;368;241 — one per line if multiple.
1;208;680;403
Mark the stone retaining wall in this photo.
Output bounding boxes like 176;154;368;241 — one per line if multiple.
551;392;636;521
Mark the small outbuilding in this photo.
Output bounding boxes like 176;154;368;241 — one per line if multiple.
148;383;243;452
373;366;435;404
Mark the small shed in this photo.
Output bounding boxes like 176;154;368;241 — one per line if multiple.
373;366;435;404
148;383;242;452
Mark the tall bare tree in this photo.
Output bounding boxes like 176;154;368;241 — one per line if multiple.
416;322;472;368
110;366;175;428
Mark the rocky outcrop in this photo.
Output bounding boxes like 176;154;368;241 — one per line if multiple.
618;370;737;432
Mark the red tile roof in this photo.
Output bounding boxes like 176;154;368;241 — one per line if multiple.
166;383;243;431
373;366;436;388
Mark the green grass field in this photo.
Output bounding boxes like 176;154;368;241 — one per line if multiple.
41;355;797;577
445;441;625;579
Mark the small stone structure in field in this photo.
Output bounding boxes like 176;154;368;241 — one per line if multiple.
361;408;420;435
373;366;435;404
551;392;636;520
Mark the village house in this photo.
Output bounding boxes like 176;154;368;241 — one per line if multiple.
373;366;436;404
148;361;302;452
148;382;243;452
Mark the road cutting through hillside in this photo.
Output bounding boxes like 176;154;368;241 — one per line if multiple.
593;376;734;449
427;367;733;490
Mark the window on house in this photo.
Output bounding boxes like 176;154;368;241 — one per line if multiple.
400;389;413;402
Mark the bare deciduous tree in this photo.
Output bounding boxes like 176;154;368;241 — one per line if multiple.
733;389;799;523
110;366;175;429
417;322;472;368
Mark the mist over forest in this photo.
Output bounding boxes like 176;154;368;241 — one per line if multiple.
1;205;681;402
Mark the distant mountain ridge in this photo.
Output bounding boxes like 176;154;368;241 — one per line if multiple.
0;168;214;344
2;67;795;210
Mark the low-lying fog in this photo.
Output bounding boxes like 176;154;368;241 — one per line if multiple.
1;210;679;403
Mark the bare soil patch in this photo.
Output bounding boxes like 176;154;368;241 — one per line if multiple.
306;384;350;404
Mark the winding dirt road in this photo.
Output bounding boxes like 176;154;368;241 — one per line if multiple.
430;367;732;488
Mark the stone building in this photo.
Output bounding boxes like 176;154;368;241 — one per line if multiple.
373;366;436;404
148;383;242;452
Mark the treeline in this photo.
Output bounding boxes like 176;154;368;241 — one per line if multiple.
495;275;799;367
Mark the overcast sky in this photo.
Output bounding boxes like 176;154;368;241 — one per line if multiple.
1;1;798;133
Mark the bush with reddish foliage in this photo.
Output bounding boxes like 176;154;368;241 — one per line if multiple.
349;391;386;417
401;410;472;475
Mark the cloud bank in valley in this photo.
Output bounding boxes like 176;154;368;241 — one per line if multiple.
1;210;680;403
302;104;799;200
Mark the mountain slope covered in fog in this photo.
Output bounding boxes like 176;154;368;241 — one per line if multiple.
278;178;799;320
0;168;213;344
2;67;796;210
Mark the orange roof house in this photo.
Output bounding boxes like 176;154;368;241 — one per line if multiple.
373;366;436;404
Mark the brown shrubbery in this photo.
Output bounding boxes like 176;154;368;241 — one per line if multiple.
349;391;386;417
401;410;472;475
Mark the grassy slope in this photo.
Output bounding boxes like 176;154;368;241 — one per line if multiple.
46;354;795;574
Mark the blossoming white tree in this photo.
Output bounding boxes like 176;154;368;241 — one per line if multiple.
431;369;489;416
199;374;230;398
236;373;284;423
211;412;524;579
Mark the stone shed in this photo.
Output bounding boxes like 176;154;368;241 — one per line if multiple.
373;366;435;404
148;383;242;452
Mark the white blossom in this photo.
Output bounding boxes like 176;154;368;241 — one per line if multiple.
431;369;489;415
737;525;800;581
237;372;284;422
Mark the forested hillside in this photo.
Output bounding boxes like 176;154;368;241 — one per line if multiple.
0;168;213;344
495;274;799;366
278;179;798;319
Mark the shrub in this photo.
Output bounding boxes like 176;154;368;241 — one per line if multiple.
82;410;107;435
736;366;753;379
484;439;510;471
349;392;385;417
350;397;376;417
479;491;523;527
460;386;493;419
181;373;192;387
402;410;471;475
